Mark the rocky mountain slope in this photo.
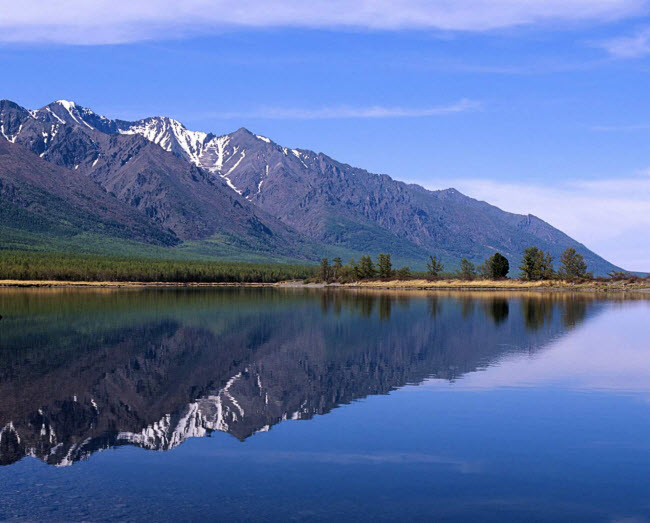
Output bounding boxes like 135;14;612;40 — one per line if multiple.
0;99;622;273
0;138;177;249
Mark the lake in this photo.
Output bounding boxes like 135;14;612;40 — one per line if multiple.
0;288;649;521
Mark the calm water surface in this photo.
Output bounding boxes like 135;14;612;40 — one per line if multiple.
0;288;649;522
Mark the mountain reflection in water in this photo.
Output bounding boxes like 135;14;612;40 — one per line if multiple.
0;288;606;467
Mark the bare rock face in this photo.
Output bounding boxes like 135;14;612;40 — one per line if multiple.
0;99;620;273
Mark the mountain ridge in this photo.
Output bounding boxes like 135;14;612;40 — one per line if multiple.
0;99;623;274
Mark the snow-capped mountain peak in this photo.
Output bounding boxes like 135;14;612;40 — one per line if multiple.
53;99;77;110
117;116;209;166
0;99;297;198
45;100;96;130
112;122;279;195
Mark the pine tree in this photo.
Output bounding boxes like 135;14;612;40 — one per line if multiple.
319;258;331;282
520;247;540;280
559;247;589;280
377;253;393;279
519;247;554;281
332;257;343;279
485;252;509;279
348;257;362;280
358;255;376;279
426;255;444;277
542;252;555;280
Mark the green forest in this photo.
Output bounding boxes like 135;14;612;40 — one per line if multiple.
0;251;317;283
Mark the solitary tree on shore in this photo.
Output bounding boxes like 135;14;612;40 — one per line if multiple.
486;252;510;279
426;255;444;277
519;247;554;281
559;247;590;280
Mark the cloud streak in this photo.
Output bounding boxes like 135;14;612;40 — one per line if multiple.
217;99;480;120
427;172;650;271
597;27;650;58
0;0;647;45
589;123;650;131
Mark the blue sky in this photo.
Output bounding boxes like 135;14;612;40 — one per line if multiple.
1;1;650;270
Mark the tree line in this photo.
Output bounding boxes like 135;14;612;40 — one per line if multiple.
318;246;601;282
0;247;638;284
318;254;412;282
517;246;591;281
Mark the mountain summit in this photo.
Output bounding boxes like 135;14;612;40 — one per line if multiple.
0;99;622;273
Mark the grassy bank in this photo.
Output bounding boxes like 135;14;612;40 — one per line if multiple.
340;278;650;292
0;251;317;283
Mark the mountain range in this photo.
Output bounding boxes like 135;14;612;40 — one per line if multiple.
0;99;621;273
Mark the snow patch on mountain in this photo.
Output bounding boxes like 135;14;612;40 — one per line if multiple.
115;118;248;196
291;149;309;168
45;106;65;124
207;135;231;172
118;117;209;166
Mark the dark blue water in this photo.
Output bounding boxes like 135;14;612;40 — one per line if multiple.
0;288;649;521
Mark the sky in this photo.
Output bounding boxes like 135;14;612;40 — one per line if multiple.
1;0;649;270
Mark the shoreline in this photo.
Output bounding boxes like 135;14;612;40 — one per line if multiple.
0;278;648;293
0;280;277;288
338;279;650;293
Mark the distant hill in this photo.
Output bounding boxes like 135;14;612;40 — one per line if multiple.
0;99;623;274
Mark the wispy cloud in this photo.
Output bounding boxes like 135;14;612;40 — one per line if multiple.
589;123;650;131
217;99;480;120
426;172;650;271
0;0;647;45
597;27;650;58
